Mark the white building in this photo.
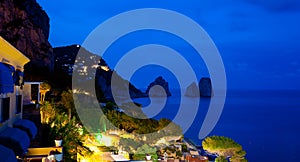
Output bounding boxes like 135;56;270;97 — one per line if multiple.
0;36;37;161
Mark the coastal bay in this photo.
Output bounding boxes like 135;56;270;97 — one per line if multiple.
134;89;300;161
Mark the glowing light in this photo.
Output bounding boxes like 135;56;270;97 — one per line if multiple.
96;129;102;144
100;66;109;71
91;65;98;68
101;135;112;146
83;66;88;73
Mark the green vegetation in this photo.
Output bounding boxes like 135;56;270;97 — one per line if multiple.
215;156;227;162
103;103;181;136
202;136;247;162
40;81;51;91
40;87;182;161
132;144;157;161
40;91;91;161
60;90;76;120
119;138;141;153
181;144;188;152
49;113;91;160
40;101;56;124
102;101;182;160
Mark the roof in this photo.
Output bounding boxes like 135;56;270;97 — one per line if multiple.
24;82;43;85
190;150;200;156
0;36;30;68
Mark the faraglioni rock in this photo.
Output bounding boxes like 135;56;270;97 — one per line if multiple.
185;82;200;97
199;77;213;97
146;76;172;97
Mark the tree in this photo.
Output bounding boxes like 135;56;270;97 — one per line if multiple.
215;156;227;162
49;112;91;160
181;144;188;152
40;99;92;161
133;144;157;160
40;101;56;124
119;138;142;154
105;102;116;110
158;118;171;129
230;156;248;162
119;102;146;119
40;82;51;102
60;90;75;121
202;136;247;162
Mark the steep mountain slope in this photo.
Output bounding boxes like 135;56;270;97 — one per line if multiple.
54;45;147;100
0;0;54;80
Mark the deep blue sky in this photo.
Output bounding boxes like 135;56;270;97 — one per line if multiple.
37;0;300;90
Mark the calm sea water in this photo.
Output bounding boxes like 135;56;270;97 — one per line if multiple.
133;90;300;161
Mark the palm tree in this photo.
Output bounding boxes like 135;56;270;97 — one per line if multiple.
40;82;51;102
60;90;75;121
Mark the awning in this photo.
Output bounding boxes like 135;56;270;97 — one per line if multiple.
13;119;37;139
0;145;17;162
0;36;30;68
0;62;14;93
0;127;30;156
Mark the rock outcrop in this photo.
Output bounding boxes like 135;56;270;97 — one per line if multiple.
53;45;147;100
146;76;171;97
185;82;199;97
0;0;54;80
95;67;147;100
199;77;213;97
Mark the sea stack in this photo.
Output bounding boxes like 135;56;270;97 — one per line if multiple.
185;82;200;97
146;76;172;97
199;77;213;97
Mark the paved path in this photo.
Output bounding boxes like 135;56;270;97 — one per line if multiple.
23;104;42;147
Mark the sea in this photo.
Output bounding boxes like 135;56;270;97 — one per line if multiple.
133;89;300;162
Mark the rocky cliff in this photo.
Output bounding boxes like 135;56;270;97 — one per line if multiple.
95;68;148;100
0;0;53;80
185;82;199;97
185;78;213;97
146;76;172;97
199;77;213;97
53;45;147;100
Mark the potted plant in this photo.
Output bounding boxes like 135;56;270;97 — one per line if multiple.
50;114;68;147
51;124;64;147
54;136;63;147
146;154;151;161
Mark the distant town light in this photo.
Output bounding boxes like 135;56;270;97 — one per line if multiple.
100;66;109;71
91;65;98;68
81;66;88;73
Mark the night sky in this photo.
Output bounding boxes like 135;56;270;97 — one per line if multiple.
37;0;300;90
